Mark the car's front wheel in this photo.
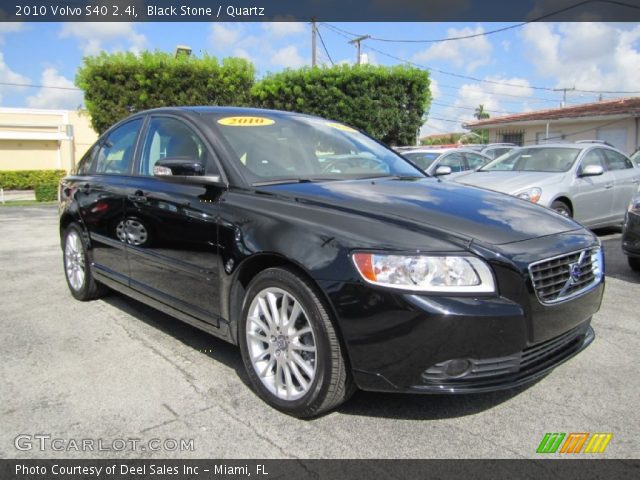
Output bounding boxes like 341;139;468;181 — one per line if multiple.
551;200;572;217
239;267;354;418
628;256;640;272
63;224;107;301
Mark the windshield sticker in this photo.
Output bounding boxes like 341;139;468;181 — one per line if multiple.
217;116;275;127
326;122;357;133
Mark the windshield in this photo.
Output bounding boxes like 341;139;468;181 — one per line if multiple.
402;151;442;170
207;113;424;184
480;147;580;172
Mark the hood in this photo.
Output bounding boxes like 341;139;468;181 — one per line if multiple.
257;177;581;246
454;170;566;194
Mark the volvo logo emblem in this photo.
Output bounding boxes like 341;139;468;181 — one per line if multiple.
569;263;581;284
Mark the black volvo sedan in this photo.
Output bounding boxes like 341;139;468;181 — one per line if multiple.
59;107;604;417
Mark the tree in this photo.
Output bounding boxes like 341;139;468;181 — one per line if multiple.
474;104;490;120
252;64;431;146
76;51;255;134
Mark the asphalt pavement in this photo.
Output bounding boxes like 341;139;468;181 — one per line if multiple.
1;206;638;459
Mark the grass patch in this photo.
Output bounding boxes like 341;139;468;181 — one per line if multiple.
0;200;57;207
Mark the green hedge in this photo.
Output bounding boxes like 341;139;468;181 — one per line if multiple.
0;170;66;190
34;183;58;202
76;51;255;134
252;65;431;145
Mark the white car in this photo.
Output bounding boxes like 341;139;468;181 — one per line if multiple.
454;143;640;229
401;148;491;177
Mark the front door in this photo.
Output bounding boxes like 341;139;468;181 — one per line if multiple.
573;148;615;225
122;115;223;324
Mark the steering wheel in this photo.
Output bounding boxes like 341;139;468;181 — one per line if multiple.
321;156;389;174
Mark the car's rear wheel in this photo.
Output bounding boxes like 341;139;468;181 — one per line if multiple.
63;225;107;301
551;200;572;217
239;267;354;418
628;256;640;272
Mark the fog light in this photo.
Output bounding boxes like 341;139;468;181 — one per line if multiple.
443;359;472;378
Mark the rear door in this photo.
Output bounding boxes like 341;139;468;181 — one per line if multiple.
601;148;640;218
74;118;143;284
572;148;615;225
122;115;224;324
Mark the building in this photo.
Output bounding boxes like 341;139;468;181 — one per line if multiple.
0;108;98;172
464;97;640;154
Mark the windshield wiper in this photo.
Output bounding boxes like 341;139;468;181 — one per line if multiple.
252;178;337;187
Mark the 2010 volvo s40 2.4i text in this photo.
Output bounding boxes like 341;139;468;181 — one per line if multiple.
59;107;604;417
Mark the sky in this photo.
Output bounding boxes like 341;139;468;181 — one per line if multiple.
1;21;640;137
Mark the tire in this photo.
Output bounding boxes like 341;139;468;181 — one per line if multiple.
63;224;107;301
238;267;354;418
629;256;640;272
551;200;572;217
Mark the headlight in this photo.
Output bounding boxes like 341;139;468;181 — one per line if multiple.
629;197;640;212
515;187;542;203
352;253;495;293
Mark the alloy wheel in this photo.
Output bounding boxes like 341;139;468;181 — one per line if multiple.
245;287;317;401
64;230;85;291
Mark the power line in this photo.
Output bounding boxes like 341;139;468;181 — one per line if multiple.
316;26;334;65
321;21;640;95
326;1;640;44
432;100;519;115
0;81;81;91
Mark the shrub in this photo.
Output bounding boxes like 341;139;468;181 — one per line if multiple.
0;170;66;190
34;183;58;202
252;64;431;145
76;51;256;134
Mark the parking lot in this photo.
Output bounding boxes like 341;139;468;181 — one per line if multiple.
1;205;638;459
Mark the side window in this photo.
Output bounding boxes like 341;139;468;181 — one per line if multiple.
602;149;633;171
74;144;98;175
140;117;211;176
465;152;488;169
95;119;142;175
580;149;606;173
439;153;465;172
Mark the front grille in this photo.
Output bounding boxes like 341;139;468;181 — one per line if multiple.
422;324;589;385
529;247;603;304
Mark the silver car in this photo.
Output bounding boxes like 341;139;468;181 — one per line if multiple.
454;143;640;229
402;148;491;177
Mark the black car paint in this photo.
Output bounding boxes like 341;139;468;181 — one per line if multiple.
60;107;603;393
622;197;640;259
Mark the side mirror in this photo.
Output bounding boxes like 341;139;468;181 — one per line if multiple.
434;165;453;176
579;165;605;177
153;157;205;176
153;157;224;186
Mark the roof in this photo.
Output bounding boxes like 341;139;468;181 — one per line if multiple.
465;97;640;128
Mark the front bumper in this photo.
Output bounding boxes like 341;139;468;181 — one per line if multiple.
318;235;604;394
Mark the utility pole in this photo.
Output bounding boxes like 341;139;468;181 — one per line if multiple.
348;35;370;65
554;87;575;107
311;19;317;67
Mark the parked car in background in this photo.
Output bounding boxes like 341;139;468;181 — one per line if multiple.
622;194;640;271
59;107;603;417
480;143;517;160
454;143;640;229
401;147;491;177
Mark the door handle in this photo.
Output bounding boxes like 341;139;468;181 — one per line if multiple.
128;190;148;202
604;183;614;189
632;178;640;184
